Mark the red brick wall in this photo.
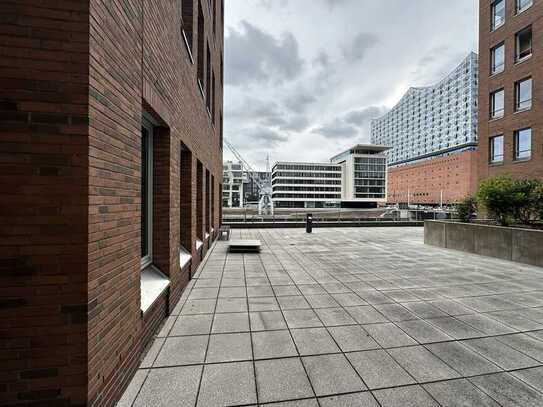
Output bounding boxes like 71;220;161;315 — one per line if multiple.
0;1;90;406
387;150;479;205
1;0;223;406
478;0;543;182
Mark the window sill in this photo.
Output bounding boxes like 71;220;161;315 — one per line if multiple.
490;23;505;33
513;157;532;163
489;161;504;167
515;5;533;16
489;116;504;123
489;70;504;78
140;265;170;314
179;247;192;269
514;107;532;115
196;239;203;251
181;29;195;64
515;55;532;66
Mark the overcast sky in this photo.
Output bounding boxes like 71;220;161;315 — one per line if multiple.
223;0;479;170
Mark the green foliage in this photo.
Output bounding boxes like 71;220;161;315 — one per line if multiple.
456;196;477;223
476;175;543;226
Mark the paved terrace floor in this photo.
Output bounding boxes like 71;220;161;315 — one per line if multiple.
119;227;543;406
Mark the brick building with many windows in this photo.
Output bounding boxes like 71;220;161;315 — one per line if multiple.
479;0;543;181
0;1;223;406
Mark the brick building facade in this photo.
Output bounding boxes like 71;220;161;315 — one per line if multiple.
387;150;479;205
1;1;223;406
478;0;543;181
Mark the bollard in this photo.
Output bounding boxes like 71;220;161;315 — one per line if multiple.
306;213;313;233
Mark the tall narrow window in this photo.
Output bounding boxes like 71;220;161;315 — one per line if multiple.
514;128;532;160
490;43;505;75
180;144;193;253
211;71;216;123
515;78;532;111
213;0;216;37
515;26;532;62
219;112;223;149
490;89;504;119
141;120;154;268
205;169;210;233
181;0;194;57
206;43;211;112
196;161;203;239
516;0;533;13
491;0;505;30
489;135;504;164
197;2;205;91
211;175;215;230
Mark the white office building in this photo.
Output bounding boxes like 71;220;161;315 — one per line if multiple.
222;161;246;208
370;52;478;165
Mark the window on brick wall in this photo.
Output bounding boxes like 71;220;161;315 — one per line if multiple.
181;0;194;61
205;169;211;233
489;135;504;164
206;43;212;114
211;175;215;230
515;26;532;62
515;77;532;111
196;161;204;241
491;0;505;31
516;0;533;14
514;128;532;160
490;89;504;119
219;112;223;149
180;143;193;255
212;71;216;124
490;43;505;75
141;118;154;268
197;1;205;94
213;0;216;37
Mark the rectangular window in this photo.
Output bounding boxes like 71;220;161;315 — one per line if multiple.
516;26;532;62
211;71;216;123
516;0;533;13
196;161;203;239
213;0;216;37
180;144;193;253
141;120;154;268
490;89;504;119
489;135;504;163
181;0;194;58
197;1;205;91
514;128;532;160
205;169;210;232
515;77;532;111
491;0;505;30
490;43;505;74
206;43;211;112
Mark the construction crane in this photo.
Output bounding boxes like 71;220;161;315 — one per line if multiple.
224;140;274;215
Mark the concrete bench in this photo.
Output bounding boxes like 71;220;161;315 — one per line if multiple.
228;239;261;253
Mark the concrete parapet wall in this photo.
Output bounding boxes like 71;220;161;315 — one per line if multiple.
425;221;543;267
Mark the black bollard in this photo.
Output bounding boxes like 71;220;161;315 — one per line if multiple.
306;213;313;233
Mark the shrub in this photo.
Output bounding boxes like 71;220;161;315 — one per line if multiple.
456;196;477;223
511;179;541;224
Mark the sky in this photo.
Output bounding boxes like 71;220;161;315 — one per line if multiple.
223;0;479;170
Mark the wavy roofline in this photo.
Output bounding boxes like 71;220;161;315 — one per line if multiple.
371;51;478;123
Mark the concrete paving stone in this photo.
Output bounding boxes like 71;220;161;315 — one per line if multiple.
401;302;449;319
486;310;543;331
396;319;453;344
194;278;220;288
246;277;270;286
471;372;543;407
249;296;280;312
283;309;323;328
220;278;245;288
346;350;415;389
215;297;248;313
247;285;275;297
255;357;314;403
302;354;366;396
132;365;202;407
156;316;176;337
211;312;250;333
428;299;477;316
363;323;417;348
457;296;517;313
252;330;297;359
265;399;318;406
153;335;208;367
381;290;421;303
425;316;484;340
527;329;543;341
462;337;540;370
409;288;444;301
314;307;357;326
117;369;148;407
319;392;379;407
388;346;461;383
250;310;287;331
328;325;380;352
424;379;501;407
273;285;301;296
345;305;388;324
425;341;502;376
512;367;543;392
188;287;219;300
205;332;252;363
373;385;439;407
140;338;165;368
291;327;340;355
354;290;394;305
374;303;418;322
305;294;340;309
496;333;543;362
180;299;216;315
298;284;327;295
331;292;367;307
218;286;246;298
277;295;311;310
455;313;517;335
321;282;351;294
197;361;257;406
170;314;213;336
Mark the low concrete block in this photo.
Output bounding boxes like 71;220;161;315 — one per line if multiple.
445;222;475;253
424;221;446;247
512;228;543;268
474;224;512;261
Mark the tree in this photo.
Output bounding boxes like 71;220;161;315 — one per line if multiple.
456;196;477;223
477;175;518;226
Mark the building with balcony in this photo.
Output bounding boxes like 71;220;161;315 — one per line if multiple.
0;1;224;406
478;0;543;181
370;53;480;205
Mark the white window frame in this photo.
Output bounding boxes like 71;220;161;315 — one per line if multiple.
489;135;504;164
515;77;532;112
141;115;155;269
491;0;505;31
490;43;505;75
516;0;533;14
515;26;532;63
490;89;505;119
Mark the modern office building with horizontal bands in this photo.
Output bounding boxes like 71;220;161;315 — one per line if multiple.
271;145;389;208
478;0;543;181
370;53;480;205
0;1;223;406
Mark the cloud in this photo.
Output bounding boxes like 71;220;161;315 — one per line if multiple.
283;91;317;114
344;106;388;127
225;21;304;86
237;127;289;148
342;32;378;62
313;106;388;141
312;119;359;139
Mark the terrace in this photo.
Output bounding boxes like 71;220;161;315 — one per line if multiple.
119;227;543;406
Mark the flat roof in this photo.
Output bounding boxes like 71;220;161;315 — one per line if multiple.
329;144;391;162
